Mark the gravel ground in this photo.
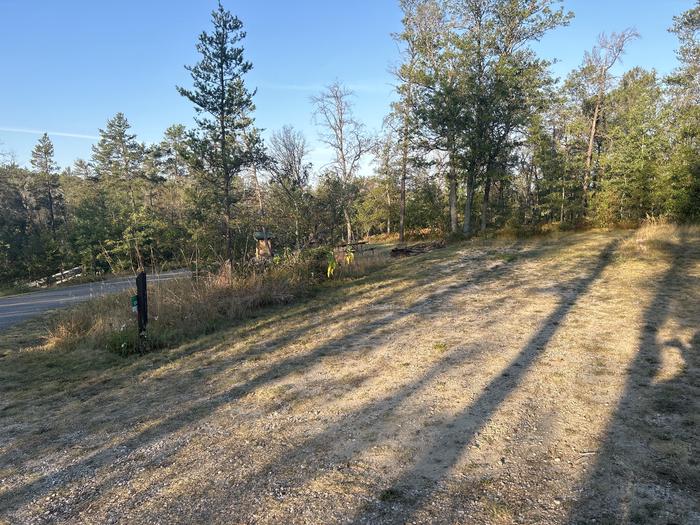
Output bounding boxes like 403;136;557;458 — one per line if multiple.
1;229;698;524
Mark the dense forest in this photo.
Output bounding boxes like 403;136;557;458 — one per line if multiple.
1;0;698;285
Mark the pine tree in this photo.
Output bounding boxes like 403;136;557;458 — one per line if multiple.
92;113;147;268
30;133;63;239
160;124;189;180
92;113;145;206
178;1;256;273
595;68;663;224
665;2;700;220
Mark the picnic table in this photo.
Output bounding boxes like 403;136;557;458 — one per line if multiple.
333;241;376;263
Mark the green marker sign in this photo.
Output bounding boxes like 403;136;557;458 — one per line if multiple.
131;295;138;313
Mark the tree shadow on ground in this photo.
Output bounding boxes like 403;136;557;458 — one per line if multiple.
342;238;622;524
0;233;611;521
568;232;700;524
0;237;544;515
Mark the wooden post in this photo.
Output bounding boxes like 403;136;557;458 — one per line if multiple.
136;272;148;349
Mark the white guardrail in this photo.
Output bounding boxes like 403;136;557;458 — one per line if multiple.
28;266;83;288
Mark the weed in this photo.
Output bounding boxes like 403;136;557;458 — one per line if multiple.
484;499;514;522
432;342;448;353
494;252;518;263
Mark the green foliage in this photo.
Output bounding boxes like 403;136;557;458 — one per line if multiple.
344;247;355;265
592;68;664;225
354;174;398;237
2;1;699;289
177;1;257;267
326;252;337;278
405;170;447;233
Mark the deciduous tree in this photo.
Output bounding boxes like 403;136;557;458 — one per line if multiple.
312;82;372;242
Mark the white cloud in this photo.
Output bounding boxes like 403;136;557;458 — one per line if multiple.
0;127;98;140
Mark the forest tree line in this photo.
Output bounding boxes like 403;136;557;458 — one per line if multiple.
1;0;698;285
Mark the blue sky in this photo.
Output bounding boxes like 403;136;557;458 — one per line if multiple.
0;0;694;170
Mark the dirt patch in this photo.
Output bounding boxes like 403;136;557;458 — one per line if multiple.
1;229;698;524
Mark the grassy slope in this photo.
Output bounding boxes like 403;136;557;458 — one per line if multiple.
0;227;698;525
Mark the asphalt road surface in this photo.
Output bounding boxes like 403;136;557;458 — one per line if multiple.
0;270;190;331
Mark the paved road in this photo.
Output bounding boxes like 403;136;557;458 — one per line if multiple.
0;270;191;331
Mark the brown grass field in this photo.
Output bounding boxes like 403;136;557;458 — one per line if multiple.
1;225;698;524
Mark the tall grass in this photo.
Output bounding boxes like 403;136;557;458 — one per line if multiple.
49;249;387;356
618;217;700;259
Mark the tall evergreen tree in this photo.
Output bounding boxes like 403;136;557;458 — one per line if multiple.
178;1;256;273
595;68;663;224
92;113;147;268
664;1;700;220
92;112;146;215
160;124;189;180
30;133;63;239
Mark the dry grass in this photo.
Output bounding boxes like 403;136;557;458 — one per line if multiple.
619;218;700;259
1;227;698;524
47;249;388;355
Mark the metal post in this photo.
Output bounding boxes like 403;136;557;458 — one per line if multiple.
136;272;148;349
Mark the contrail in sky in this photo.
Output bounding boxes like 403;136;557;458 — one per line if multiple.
0;127;98;140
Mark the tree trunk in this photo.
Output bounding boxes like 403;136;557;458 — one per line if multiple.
399;165;406;243
448;152;458;234
481;176;491;232
343;207;352;243
46;183;56;240
497;181;505;219
560;173;565;223
584;94;601;211
250;163;274;255
399;124;409;244
463;167;475;236
533;168;541;224
462;159;476;235
464;193;473;235
224;176;233;277
294;204;300;250
386;187;392;234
